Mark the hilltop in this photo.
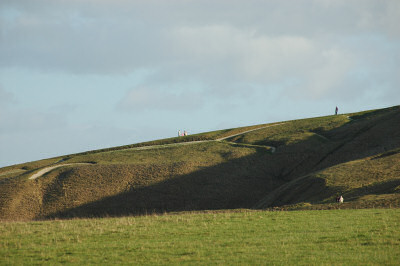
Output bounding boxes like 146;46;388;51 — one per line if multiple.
0;105;399;220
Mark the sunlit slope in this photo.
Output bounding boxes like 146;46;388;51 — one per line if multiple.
254;150;400;209
248;106;400;209
0;142;280;220
0;105;399;220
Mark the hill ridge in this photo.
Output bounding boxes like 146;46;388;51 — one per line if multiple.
0;105;399;220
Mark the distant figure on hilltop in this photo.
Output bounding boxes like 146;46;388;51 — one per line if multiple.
178;130;187;137
335;106;339;115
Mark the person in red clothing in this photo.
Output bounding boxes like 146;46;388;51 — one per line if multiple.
335;106;338;115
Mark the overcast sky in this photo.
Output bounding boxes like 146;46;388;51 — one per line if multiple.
1;0;399;167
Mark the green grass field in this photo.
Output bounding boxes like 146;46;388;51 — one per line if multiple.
1;209;399;264
0;106;399;264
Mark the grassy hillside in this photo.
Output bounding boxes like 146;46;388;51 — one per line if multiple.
1;209;399;264
0;105;399;220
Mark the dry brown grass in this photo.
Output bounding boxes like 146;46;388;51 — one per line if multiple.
1;106;399;220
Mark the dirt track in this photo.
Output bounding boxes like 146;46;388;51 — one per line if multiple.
29;163;93;180
29;123;284;180
215;123;285;141
130;123;285;151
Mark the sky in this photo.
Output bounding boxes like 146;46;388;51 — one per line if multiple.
0;0;399;167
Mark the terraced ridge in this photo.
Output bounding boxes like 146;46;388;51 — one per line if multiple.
26;123;282;181
0;105;399;220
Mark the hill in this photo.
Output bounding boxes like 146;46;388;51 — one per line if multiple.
0;105;399;220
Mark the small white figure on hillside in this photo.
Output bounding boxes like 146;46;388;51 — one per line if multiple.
336;195;344;203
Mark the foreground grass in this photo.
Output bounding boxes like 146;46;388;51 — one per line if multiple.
1;209;399;265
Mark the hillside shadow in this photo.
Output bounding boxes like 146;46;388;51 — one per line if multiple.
282;107;400;177
40;107;400;219
343;179;400;201
258;177;400;209
44;148;283;219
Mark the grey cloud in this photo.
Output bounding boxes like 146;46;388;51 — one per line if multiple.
0;108;68;134
0;86;15;105
117;86;205;112
0;0;399;106
0;91;72;134
0;14;167;74
1;0;399;74
0;122;136;168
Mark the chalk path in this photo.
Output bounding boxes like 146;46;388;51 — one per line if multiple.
29;123;285;180
215;123;285;141
29;163;93;180
130;123;285;151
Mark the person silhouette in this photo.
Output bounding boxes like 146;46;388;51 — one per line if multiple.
335;106;338;115
339;195;343;203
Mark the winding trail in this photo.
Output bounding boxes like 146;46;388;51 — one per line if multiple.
29;163;93;180
130;140;212;151
215;123;285;141
222;141;277;152
130;123;285;151
29;123;285;180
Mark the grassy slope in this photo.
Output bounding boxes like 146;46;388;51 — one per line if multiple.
254;151;400;210
1;142;282;220
1;209;399;264
0;106;399;220
251;106;400;209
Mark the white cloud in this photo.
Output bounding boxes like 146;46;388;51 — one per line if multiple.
1;0;399;74
300;49;356;99
170;25;316;81
118;86;205;112
0;0;399;167
0;108;68;134
168;25;361;100
0;86;15;106
1;0;398;103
